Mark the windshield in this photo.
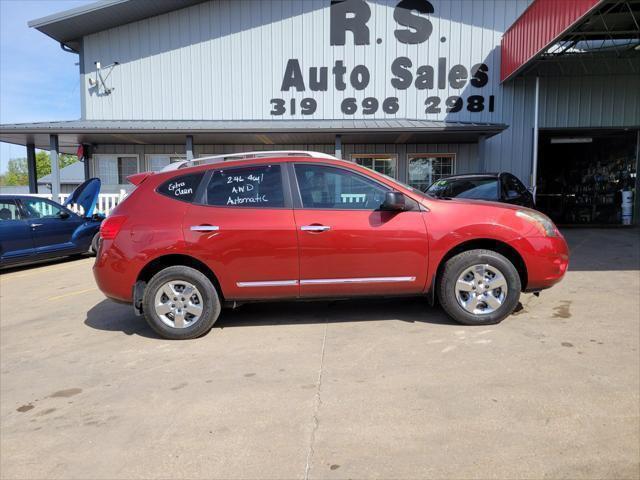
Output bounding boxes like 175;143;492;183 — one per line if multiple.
426;177;499;200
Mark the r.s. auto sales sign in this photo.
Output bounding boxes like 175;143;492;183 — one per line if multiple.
270;0;494;118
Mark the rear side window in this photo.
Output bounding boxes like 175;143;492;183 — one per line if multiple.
157;173;204;203
205;164;284;208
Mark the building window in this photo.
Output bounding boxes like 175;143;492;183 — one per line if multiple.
147;154;186;172
351;154;398;178
408;154;455;191
117;157;138;184
94;155;139;187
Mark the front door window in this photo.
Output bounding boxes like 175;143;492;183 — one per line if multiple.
21;198;64;219
408;155;455;191
294;164;388;210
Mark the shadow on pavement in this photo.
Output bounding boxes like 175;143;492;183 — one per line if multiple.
85;300;159;339
0;254;93;274
85;297;455;338
217;297;455;328
561;228;640;271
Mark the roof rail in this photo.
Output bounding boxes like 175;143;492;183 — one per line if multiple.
161;150;339;172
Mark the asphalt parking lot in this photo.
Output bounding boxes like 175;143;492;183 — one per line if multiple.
1;228;639;479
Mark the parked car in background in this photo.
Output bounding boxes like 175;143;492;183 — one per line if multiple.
426;173;535;208
93;151;569;340
0;178;103;268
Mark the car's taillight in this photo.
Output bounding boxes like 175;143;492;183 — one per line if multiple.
100;215;127;240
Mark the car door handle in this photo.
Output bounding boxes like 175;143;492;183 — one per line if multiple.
30;223;43;228
190;225;220;232
300;225;331;232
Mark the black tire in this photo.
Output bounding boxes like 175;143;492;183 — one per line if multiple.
143;266;221;340
89;233;100;256
437;249;521;326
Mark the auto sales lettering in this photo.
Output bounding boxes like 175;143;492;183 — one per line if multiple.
271;0;494;117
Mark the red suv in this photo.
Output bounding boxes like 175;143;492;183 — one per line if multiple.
94;151;569;340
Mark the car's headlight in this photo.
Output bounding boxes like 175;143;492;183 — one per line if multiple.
516;210;559;237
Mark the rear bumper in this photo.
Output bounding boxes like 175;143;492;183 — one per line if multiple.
516;235;569;291
92;240;137;303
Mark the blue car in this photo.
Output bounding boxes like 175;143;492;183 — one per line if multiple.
0;178;103;268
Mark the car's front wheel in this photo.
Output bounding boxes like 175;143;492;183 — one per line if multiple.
437;249;521;325
142;266;221;339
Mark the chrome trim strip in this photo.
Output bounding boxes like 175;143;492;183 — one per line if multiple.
300;276;416;285
236;280;299;288
190;225;220;232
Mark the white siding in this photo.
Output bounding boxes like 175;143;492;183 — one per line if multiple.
82;0;530;122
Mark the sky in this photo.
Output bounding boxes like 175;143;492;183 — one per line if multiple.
0;0;93;173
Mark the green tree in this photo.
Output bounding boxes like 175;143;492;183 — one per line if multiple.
1;158;28;186
0;151;78;186
36;151;77;178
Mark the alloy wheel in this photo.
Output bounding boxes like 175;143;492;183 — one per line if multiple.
454;264;508;315
153;280;204;328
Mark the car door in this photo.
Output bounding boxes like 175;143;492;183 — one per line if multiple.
182;163;300;300
291;163;429;298
20;197;83;253
501;173;534;207
0;198;35;264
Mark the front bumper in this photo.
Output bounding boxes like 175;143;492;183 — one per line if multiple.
516;235;569;291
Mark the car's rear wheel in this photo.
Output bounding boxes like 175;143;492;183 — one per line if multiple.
89;232;100;256
437;249;521;325
143;266;221;339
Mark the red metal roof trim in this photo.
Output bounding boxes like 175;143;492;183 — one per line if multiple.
500;0;603;82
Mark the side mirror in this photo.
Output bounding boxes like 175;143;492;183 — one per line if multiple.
58;211;70;219
381;191;406;211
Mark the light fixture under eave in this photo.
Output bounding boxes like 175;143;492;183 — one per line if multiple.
550;137;593;144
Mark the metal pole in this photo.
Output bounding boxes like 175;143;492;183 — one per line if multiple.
26;143;37;193
49;134;60;201
186;135;194;161
635;129;640;225
83;158;90;181
478;135;486;172
335;134;342;159
531;76;540;195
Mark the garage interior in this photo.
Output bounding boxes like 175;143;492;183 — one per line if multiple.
536;129;639;226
